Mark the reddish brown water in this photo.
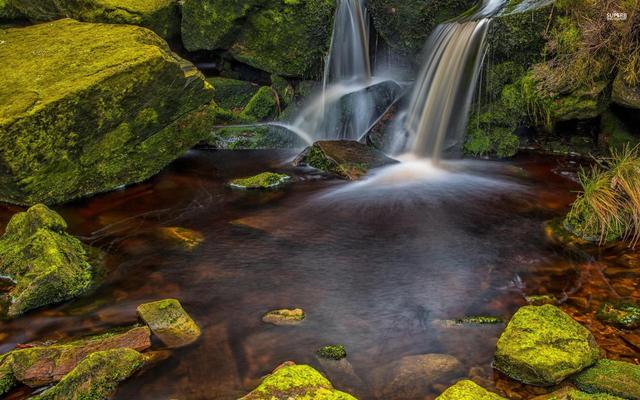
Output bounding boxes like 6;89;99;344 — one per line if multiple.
0;150;638;400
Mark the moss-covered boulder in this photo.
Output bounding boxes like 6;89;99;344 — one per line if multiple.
574;359;640;399
294;140;398;180
240;363;357;399
0;325;150;395
0;205;96;318
30;348;146;400
8;0;179;38
0;19;216;205
435;380;507;400
612;73;640;110
596;302;640;330
368;0;476;56
182;0;335;78
207;77;261;112
262;308;305;326
229;172;291;190
137;299;201;348
493;305;600;386
532;387;625;400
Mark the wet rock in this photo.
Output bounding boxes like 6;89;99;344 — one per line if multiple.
574;359;640;399
8;0;179;38
137;299;201;348
316;345;347;361
207;77;260;112
294;140;398;180
181;0;335;78
158;227;204;251
0;325;150;394
612;73;640;110
455;316;504;325
316;356;366;398
0;204;96;318
526;294;558;306
242;87;279;121
239;362;357;400
597;302;640;330
229;172;291;190
30;348;146;400
371;354;464;399
261;308;305;326
493;305;600;386
532;386;625;399
435;379;507;399
0;19;216;205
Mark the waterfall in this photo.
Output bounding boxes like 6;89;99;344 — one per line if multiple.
402;0;506;160
280;0;400;143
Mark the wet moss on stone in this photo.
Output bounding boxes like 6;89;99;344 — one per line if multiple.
574;359;640;400
0;19;216;205
455;316;504;325
242;87;278;121
240;363;357;400
137;299;201;348
316;345;347;361
262;308;305;326
597;302;640;330
533;387;626;400
30;348;146;400
0;355;16;396
0;204;95;318
229;172;291;190
435;379;507;400
494;305;600;386
206;77;260;112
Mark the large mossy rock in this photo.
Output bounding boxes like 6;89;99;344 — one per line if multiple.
0;205;95;318
0;19;216;205
7;0;179;38
435;380;507;400
240;363;357;399
368;0;476;56
612;73;640;110
181;0;335;78
493;305;600;386
532;387;625;400
30;348;146;400
294;140;398;180
0;325;150;395
137;299;201;348
574;359;640;400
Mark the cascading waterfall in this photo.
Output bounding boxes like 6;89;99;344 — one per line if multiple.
402;0;506;160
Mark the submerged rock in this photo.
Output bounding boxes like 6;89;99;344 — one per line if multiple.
30;348;146;400
435;379;507;400
181;0;335;78
294;140;397;180
371;354;464;399
229;173;291;190
158;227;204;251
262;308;305;326
532;387;625;399
0;325;150;394
8;0;179;38
240;363;357;400
526;294;559;306
0;204;96;318
316;345;347;361
493;305;600;386
597;302;640;330
574;359;640;400
137;299;201;348
0;19;215;205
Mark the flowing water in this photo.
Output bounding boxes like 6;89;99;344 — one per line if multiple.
2;149;638;400
401;0;506;159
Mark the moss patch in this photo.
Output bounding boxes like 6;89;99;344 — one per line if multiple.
494;305;600;386
137;299;201;348
30;348;146;400
0;19;215;205
597;302;640;330
229;172;291;190
574;359;640;399
206;77;260;111
242;86;278;121
316;345;347;361
533;387;625;400
262;308;305;326
436;380;506;399
0;204;96;318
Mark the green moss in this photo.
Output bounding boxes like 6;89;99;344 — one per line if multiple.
242;86;278;121
599;111;640;151
0;0;21;19
0;204;96;318
0;19;215;205
206;77;260;111
465;126;519;158
525;294;558;306
241;364;357;400
9;0;179;38
536;387;625;400
574;359;640;399
271;75;294;107
494;305;600;386
30;348;146;400
597;302;640;329
436;380;506;400
316;345;347;361
0;355;16;396
137;299;201;348
229;172;291;190
455;316;503;325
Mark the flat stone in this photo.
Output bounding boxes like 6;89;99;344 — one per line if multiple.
137;299;201;348
229;172;291;190
261;308;305;326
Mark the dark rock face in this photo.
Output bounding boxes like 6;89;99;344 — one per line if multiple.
294;140;398;180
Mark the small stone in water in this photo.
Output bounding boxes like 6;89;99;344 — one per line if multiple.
262;308;305;326
229;172;290;190
316;345;347;360
455;316;504;324
525;294;558;306
158;227;204;251
597;302;640;330
137;299;201;348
